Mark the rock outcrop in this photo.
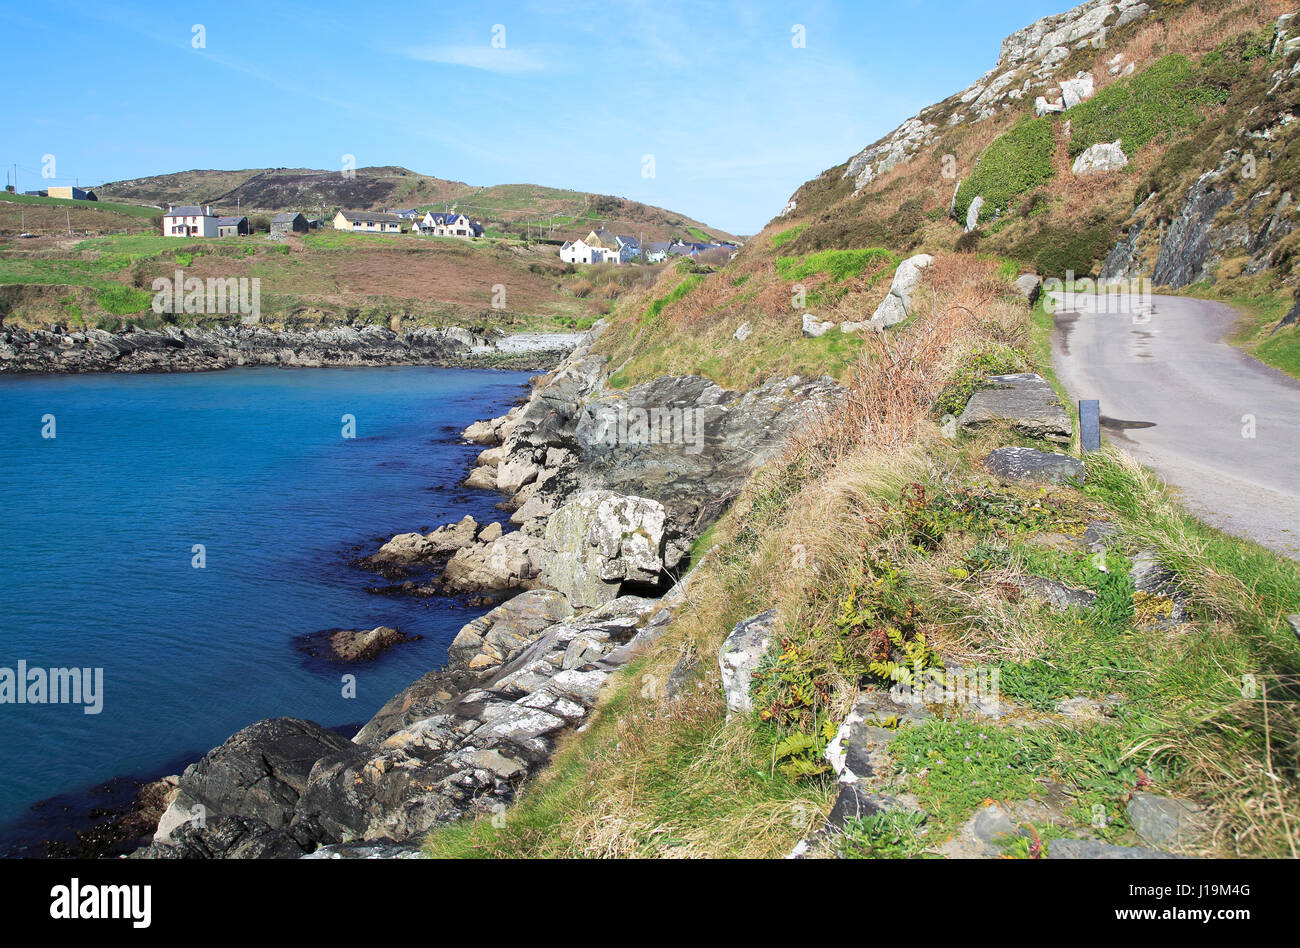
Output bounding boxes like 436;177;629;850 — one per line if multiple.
718;610;777;715
139;586;681;858
539;491;674;609
872;254;933;327
984;446;1086;485
296;625;418;664
825;0;1155;195
959;373;1073;443
1072;140;1129;175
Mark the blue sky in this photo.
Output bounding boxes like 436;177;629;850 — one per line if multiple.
5;0;1058;234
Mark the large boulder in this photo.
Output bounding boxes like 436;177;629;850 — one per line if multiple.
442;531;543;594
1060;71;1095;109
426;516;480;554
1073;141;1129;175
151;718;354;850
446;589;574;671
296;625;416;664
371;532;435;565
871;254;933;327
540;491;670;609
718;610;777;715
958;373;1073;443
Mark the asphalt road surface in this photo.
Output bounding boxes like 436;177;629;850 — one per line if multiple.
1050;291;1300;561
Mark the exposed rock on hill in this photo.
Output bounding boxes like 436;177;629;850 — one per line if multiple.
839;0;1153;192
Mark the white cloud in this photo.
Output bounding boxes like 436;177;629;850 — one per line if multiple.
401;45;548;74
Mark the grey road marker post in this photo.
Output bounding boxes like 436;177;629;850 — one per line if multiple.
1080;399;1101;453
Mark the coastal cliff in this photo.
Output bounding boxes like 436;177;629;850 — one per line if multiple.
133;329;839;858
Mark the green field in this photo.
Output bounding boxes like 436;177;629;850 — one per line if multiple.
3;191;159;218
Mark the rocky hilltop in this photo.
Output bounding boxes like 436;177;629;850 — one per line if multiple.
776;0;1300;324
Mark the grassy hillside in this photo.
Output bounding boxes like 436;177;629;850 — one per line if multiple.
0;194;157;239
0;229;637;331
95;166;738;245
772;0;1294;281
420;0;1300;861
430;256;1300;858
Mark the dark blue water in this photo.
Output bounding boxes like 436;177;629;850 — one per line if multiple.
0;365;530;842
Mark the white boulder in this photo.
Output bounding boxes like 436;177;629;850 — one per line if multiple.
1072;140;1129;175
801;313;835;337
871;254;934;328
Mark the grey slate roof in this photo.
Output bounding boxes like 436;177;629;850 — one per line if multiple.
165;205;212;216
272;212;305;223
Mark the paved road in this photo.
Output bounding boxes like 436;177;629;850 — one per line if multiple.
1050;292;1300;560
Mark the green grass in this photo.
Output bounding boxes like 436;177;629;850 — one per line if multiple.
95;285;153;316
1068;54;1230;157
1200;288;1300;381
75;234;233;257
1;192;159;218
954;116;1056;225
769;223;807;250
775;247;897;283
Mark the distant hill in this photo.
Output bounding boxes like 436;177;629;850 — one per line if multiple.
95;166;738;244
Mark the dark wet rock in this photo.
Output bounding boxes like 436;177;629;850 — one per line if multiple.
138;815;307;859
1048;838;1181;859
984;446;1084;485
959;373;1072;443
151;717;354;846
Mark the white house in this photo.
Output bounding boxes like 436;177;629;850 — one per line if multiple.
561;228;641;265
162;205;220;237
560;238;607;264
416;211;483;237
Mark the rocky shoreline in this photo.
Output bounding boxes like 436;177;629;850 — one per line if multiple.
0;323;587;374
123;325;840;858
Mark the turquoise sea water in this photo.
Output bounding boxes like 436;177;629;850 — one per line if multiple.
0;365;531;846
